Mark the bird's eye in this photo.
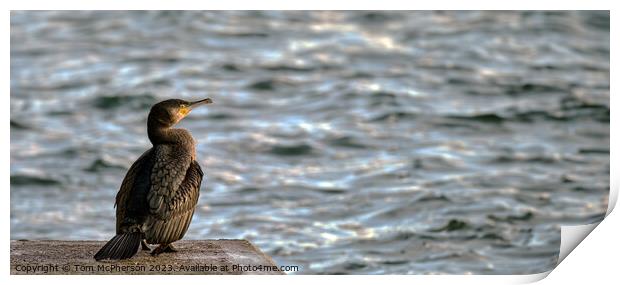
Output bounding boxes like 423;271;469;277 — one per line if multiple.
178;105;190;116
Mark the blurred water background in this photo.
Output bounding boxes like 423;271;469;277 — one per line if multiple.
10;11;609;274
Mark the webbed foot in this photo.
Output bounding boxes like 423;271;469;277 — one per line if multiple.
150;244;177;256
163;244;178;253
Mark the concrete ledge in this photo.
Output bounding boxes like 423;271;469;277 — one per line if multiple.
11;240;283;275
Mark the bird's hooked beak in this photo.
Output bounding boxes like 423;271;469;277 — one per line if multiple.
179;98;213;117
189;98;213;110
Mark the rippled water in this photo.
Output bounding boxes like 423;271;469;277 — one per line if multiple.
10;11;609;274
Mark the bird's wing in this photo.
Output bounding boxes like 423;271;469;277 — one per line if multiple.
144;154;203;244
163;160;203;216
145;145;197;219
115;148;154;234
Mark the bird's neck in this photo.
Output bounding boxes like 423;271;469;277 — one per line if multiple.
147;121;195;149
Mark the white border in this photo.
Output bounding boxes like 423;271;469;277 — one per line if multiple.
3;2;615;285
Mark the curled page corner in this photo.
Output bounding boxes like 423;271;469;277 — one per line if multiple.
558;222;600;264
555;182;617;266
513;270;552;284
605;182;618;216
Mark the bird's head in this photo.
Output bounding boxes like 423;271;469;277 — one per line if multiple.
149;98;213;127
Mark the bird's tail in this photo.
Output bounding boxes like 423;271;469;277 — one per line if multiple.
94;233;141;261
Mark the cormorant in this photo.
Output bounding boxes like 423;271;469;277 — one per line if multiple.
94;98;212;260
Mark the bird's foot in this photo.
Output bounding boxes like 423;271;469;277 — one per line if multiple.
141;240;151;251
150;245;166;256
164;244;178;253
150;244;177;256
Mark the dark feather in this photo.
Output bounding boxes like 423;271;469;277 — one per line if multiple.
145;160;203;244
115;149;154;233
109;145;203;248
94;233;141;261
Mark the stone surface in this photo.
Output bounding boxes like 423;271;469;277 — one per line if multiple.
11;240;283;275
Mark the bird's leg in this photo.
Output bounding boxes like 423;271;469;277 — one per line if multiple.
163;243;178;253
150;244;167;256
150;244;178;256
141;240;151;251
